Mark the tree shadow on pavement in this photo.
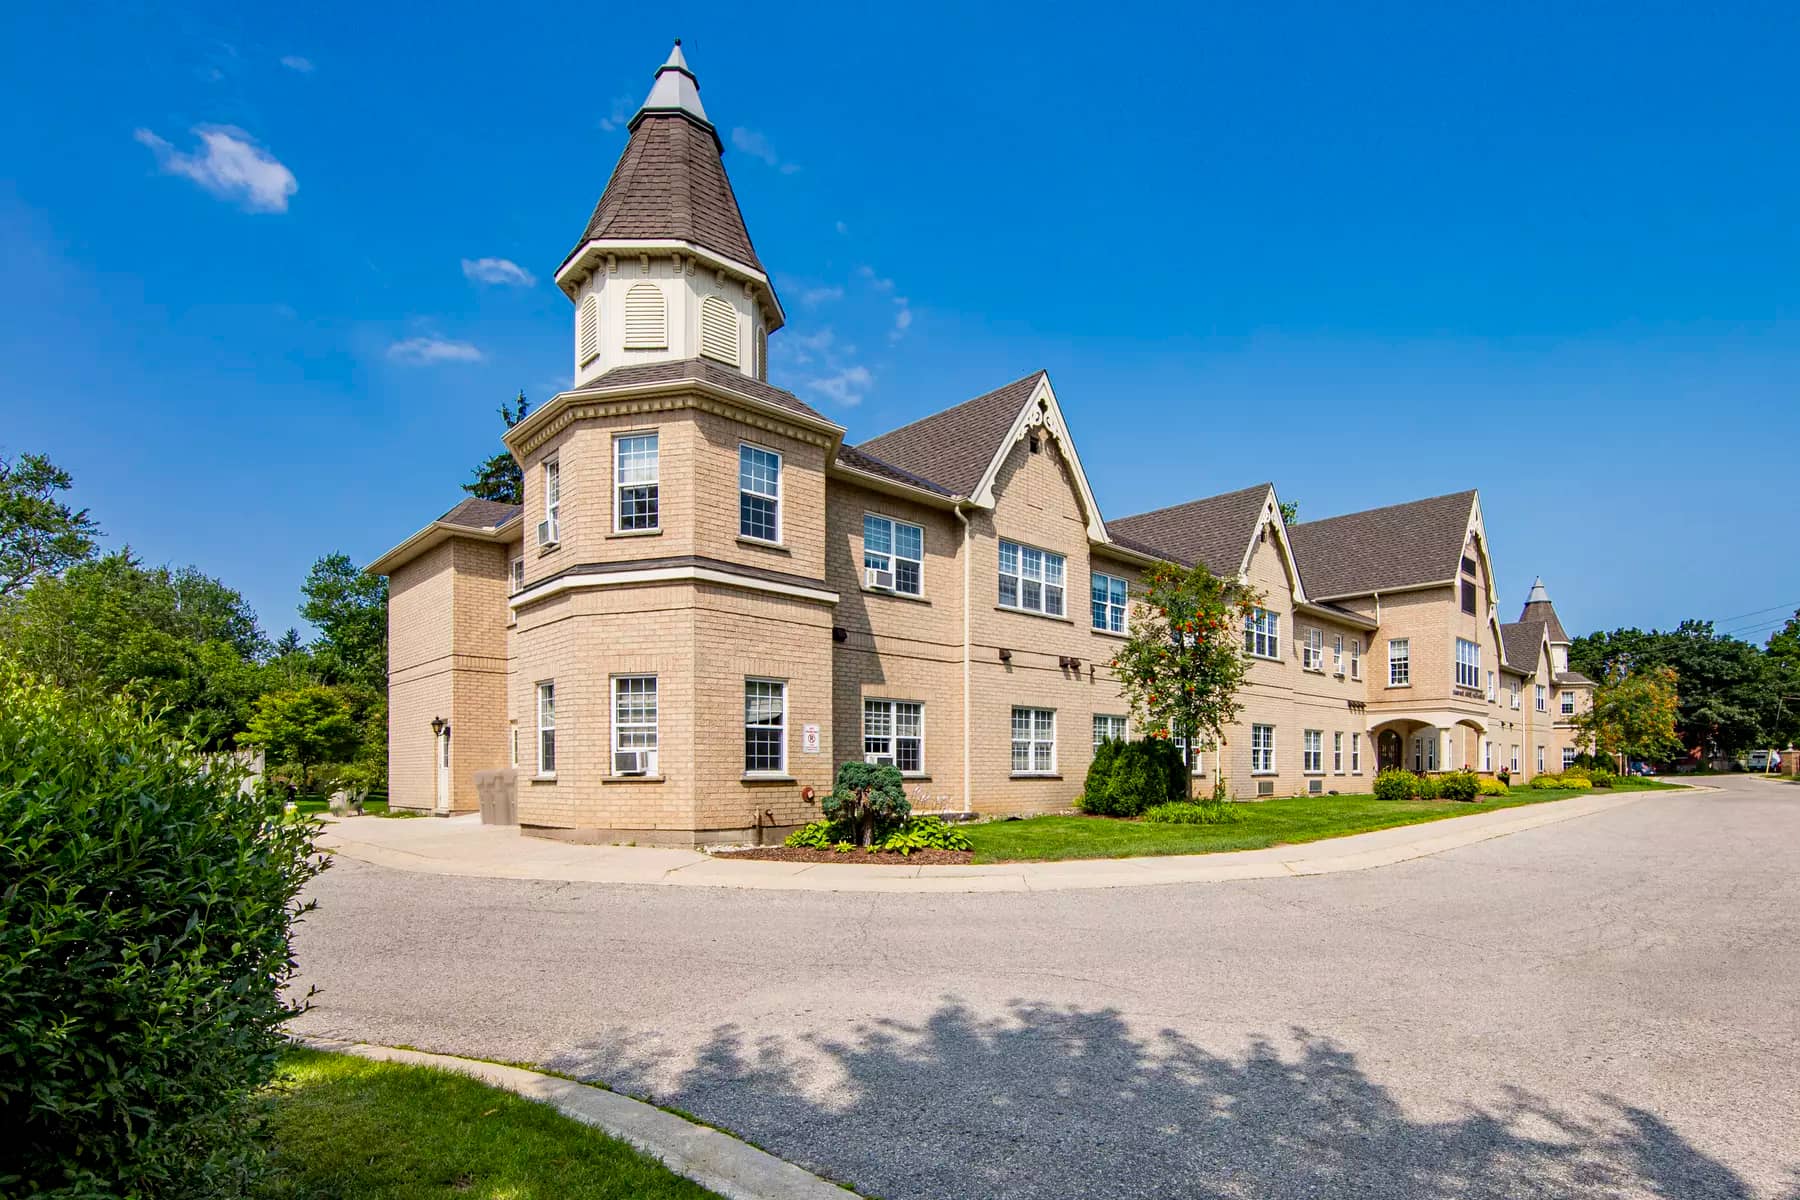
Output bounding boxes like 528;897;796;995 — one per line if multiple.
551;999;1779;1200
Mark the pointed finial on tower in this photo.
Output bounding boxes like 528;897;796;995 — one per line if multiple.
634;39;710;133
1526;577;1550;604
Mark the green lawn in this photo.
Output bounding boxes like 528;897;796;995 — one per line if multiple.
964;779;1676;863
262;1047;720;1199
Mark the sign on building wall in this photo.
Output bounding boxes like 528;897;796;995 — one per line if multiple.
801;723;821;755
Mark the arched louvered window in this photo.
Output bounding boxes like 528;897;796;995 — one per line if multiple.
700;295;739;366
623;283;667;350
576;294;599;366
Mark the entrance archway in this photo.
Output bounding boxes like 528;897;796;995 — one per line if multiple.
1378;729;1403;771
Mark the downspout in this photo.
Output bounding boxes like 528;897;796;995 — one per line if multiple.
954;504;973;815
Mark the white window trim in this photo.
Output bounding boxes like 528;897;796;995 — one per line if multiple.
1351;731;1362;774
1561;691;1576;716
1332;731;1344;774
541;459;561;547
1244;607;1281;660
1389;638;1410;686
1302;729;1324;774
1302;627;1325;672
1092;713;1129;748
1536;684;1547;713
1562;746;1579;769
1332;634;1344;674
863;512;925;597
612;675;659;775
1537;745;1546;773
998;539;1067;618
510;555;524;593
535;681;556;779
613;431;661;534
738;443;783;545
863;698;925;775
1010;706;1058;776
744;678;788;776
1251;724;1276;775
1349;638;1361;680
1090;571;1129;634
1455;638;1481;690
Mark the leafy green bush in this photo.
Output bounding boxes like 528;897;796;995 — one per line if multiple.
1529;773;1563;789
1080;738;1188;817
1083;737;1122;804
877;816;973;855
1590;770;1616;788
1372;768;1418;802
785;819;851;849
1438;770;1480;802
0;660;325;1199
1141;800;1239;825
1414;773;1442;800
1478;777;1510;796
820;761;910;846
1561;776;1593;790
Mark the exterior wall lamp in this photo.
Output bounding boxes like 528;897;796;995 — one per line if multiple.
430;716;449;737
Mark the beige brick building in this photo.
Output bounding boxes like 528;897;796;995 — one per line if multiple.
369;43;1595;842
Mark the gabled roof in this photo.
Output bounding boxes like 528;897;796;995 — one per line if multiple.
1519;577;1570;642
1501;620;1547;674
439;498;521;529
855;370;1047;498
833;443;954;497
570;358;831;424
1555;670;1595;687
562;44;763;274
1287;490;1478;599
1107;484;1272;576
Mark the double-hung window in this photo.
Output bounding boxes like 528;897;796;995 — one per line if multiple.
1455;639;1480;689
1302;627;1324;671
1388;638;1410;686
1011;707;1056;774
1562;746;1578;769
1349;638;1361;680
1487;670;1497;702
1482;740;1493;772
1510;744;1520;773
1333;635;1344;674
1561;690;1576;716
1251;724;1275;774
1303;730;1323;773
1510;680;1521;709
738;445;781;543
1093;713;1128;747
612;676;658;774
1535;684;1547;713
744;679;786;774
1173;737;1207;775
614;433;660;532
510;556;524;593
1333;731;1344;773
1351;732;1362;773
864;699;923;773
535;681;556;776
540;460;561;546
1243;607;1280;659
998;540;1065;617
863;514;924;595
1091;572;1128;633
1537;745;1546;773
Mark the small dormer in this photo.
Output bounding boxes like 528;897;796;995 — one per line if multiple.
554;42;784;386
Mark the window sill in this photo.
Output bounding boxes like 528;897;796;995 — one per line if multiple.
995;604;1072;623
1009;772;1063;780
530;773;557;783
900;772;931;781
863;585;929;604
1251;771;1278;777
1303;770;1326;777
1245;652;1283;663
1386;683;1411;690
536;543;560;557
1303;664;1325;674
1090;627;1128;639
608;528;663;540
602;774;666;784
738;536;788;553
741;773;796;784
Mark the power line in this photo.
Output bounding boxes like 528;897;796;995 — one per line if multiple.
1714;600;1800;626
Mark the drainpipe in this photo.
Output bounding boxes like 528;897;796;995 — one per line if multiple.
954;504;973;815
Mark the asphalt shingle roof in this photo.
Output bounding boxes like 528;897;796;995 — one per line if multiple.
572;358;832;425
1520;598;1570;643
564;112;763;274
855;371;1046;498
833;443;953;496
1501;620;1547;674
1287;490;1477;599
1107;484;1272;575
437;498;522;529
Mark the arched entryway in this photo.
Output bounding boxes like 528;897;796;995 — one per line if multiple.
1378;729;1404;771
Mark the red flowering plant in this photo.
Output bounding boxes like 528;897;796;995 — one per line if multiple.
1108;560;1260;780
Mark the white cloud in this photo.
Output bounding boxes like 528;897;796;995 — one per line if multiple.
461;257;537;287
135;125;297;213
800;284;843;306
280;55;314;72
731;126;800;174
889;297;914;343
857;264;895;292
387;336;484;365
806;365;873;407
598;95;633;132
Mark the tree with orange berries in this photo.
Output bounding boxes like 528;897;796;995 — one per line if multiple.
1109;560;1259;781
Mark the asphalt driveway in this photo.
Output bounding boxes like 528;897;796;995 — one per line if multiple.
291;776;1800;1199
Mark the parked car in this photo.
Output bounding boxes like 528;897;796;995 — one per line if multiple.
1747;750;1772;772
1626;760;1656;777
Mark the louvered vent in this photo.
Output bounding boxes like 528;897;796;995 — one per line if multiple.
623;283;667;349
576;294;599;365
699;296;739;365
756;326;768;381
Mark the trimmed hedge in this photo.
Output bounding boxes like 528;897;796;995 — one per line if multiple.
1439;770;1480;802
0;662;325;1198
1080;738;1187;817
1373;768;1418;802
1478;777;1510;796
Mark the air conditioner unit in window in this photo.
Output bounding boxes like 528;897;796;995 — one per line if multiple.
1308;779;1323;794
1333;667;1345;678
1257;780;1275;797
537;520;557;547
612;750;646;776
864;753;895;767
864;566;895;591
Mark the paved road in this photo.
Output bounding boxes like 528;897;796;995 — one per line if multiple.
292;777;1800;1199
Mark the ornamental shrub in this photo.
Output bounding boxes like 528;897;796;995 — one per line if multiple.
1414;773;1442;800
820;761;910;846
0;660;326;1199
1142;800;1239;825
1529;773;1564;789
1081;738;1186;817
1084;737;1122;805
1478;777;1510;796
1562;776;1594;790
1590;770;1616;788
877;815;974;854
1373;768;1418;802
785;819;851;848
1438;770;1480;802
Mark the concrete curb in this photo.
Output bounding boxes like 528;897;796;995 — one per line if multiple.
298;1038;857;1200
316;789;1668;893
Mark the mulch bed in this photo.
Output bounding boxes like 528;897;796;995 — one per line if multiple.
711;846;974;866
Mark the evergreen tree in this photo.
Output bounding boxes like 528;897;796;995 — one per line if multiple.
461;391;531;505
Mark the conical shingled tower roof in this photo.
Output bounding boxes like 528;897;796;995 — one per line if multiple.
1519;577;1569;642
562;41;765;275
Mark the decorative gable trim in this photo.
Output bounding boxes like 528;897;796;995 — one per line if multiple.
966;373;1108;541
1239;486;1310;605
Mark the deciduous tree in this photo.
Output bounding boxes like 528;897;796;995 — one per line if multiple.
238;686;360;792
0;450;99;596
1577;665;1683;767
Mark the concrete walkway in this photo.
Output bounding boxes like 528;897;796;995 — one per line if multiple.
317;789;1660;892
301;1039;858;1200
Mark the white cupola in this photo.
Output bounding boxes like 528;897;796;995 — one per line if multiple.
553;41;784;387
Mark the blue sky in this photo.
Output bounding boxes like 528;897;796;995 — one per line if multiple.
3;2;1796;645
